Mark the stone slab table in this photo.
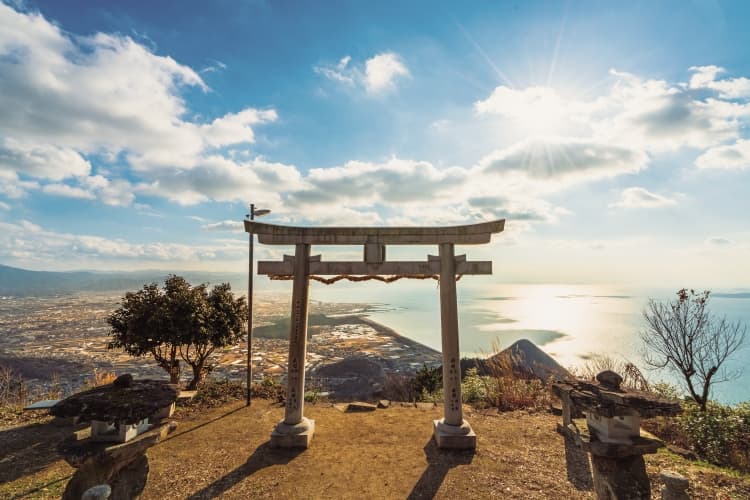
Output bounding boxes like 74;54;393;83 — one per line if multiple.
51;374;179;499
552;370;681;500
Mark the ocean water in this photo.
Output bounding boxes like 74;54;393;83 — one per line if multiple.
297;280;750;405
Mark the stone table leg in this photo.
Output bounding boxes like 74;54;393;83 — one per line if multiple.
591;454;650;499
271;243;315;448
433;242;476;449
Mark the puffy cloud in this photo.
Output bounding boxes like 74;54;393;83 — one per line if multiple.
689;65;750;99
314;52;409;95
0;220;245;263
476;70;750;153
0;3;276;201
364;52;410;93
136;156;301;206
0;139;91;181
479;139;648;183
42;183;96;200
609;187;677;209
695;139;750;170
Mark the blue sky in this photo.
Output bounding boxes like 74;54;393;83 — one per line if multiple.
1;0;749;287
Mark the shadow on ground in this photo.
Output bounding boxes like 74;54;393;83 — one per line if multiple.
185;442;303;499
563;433;593;490
407;439;475;500
0;420;76;484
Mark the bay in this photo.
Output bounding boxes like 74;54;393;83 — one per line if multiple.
299;280;750;405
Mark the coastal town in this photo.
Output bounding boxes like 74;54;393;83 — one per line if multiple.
0;293;440;395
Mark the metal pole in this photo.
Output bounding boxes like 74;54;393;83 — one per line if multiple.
246;204;255;406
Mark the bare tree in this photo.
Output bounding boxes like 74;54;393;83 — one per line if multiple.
641;289;746;411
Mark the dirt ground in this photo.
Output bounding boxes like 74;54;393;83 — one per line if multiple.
2;400;749;499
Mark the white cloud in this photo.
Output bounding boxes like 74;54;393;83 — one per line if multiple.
706;236;733;246
695;139;750;170
689;65;750;99
42;183;96;200
0;200;10;210
0;138;91;181
479;138;648;183
0;3;276;203
314;55;356;85
364;52;410;93
201;220;244;232
609;187;677;209
0;220;245;264
314;52;409;95
475;70;750;153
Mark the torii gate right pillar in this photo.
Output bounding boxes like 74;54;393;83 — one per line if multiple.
433;242;476;449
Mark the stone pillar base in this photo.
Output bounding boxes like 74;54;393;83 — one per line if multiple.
591;454;649;499
433;418;476;449
270;417;315;449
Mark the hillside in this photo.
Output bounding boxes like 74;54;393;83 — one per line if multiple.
462;339;571;381
0;264;245;296
2;400;748;499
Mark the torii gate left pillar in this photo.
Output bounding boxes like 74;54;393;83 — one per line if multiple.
246;219;505;450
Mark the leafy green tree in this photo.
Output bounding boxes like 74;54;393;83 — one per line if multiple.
179;282;248;389
108;275;247;389
641;289;746;411
108;282;182;383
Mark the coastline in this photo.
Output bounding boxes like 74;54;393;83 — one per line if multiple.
357;315;441;358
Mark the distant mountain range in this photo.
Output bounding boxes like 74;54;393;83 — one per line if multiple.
0;264;246;297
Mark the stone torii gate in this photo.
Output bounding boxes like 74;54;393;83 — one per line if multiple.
245;219;505;449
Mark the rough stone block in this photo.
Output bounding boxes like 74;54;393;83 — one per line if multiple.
90;418;150;443
347;402;377;412
377;400;390;409
433;419;476;450
270;418;315;449
150;402;175;421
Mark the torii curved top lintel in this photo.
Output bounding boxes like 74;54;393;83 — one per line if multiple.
244;219;505;245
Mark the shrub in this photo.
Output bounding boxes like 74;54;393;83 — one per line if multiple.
645;399;750;472
678;401;750;470
382;374;418;402
461;367;487;404
650;381;683;401
250;377;286;402
412;363;442;396
484;376;551;411
189;378;245;408
83;369;118;390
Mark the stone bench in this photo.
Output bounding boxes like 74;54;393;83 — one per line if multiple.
552;370;681;499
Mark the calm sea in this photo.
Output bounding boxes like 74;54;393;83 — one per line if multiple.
294;280;750;405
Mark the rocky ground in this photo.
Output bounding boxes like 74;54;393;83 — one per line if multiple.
2;399;749;499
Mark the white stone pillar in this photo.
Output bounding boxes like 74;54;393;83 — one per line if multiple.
433;242;476;449
270;243;315;448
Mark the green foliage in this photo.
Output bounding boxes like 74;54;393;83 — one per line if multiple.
646;398;750;473
412;363;443;395
251;377;286;402
650;381;683;401
108;275;248;389
185;378;245;409
461;367;487;404
677;401;750;470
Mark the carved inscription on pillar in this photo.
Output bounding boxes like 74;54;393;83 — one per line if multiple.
448;357;460;413
286;279;305;414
